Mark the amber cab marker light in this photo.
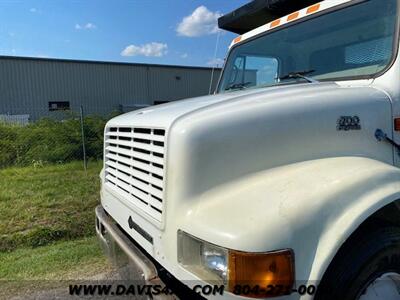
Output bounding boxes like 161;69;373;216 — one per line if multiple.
307;3;321;14
228;249;295;298
233;36;242;44
394;118;400;131
270;19;281;28
287;12;299;22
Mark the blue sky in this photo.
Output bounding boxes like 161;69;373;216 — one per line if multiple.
0;0;247;67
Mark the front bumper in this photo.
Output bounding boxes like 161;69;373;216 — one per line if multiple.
95;205;207;300
95;205;176;299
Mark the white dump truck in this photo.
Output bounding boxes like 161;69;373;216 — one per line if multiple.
96;0;400;299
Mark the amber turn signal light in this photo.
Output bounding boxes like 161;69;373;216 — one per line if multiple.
394;118;400;131
228;249;295;298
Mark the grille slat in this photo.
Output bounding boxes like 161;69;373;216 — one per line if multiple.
106;173;151;205
134;132;165;142
106;139;164;155
105;173;163;210
104;160;162;187
105;165;163;198
105;152;164;177
104;126;166;222
105;131;165;142
105;145;164;165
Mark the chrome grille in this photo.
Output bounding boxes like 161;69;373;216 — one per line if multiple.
104;126;166;222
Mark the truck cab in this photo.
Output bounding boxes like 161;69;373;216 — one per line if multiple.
96;0;400;299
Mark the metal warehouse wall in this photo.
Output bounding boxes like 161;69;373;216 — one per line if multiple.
0;56;222;121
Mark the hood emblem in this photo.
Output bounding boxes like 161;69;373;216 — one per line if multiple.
337;116;361;131
127;216;154;244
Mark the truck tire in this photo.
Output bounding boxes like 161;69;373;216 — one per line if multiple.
315;225;400;300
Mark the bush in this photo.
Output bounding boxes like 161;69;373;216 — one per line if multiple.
0;115;108;168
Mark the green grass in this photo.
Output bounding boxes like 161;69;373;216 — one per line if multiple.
0;236;110;280
0;161;114;297
0;161;103;251
0;236;113;300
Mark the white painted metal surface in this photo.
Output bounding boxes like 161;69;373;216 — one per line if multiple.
100;0;400;299
101;81;400;299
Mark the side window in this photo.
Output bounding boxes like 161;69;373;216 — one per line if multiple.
245;56;278;87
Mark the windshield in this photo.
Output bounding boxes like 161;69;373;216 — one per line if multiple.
218;0;398;93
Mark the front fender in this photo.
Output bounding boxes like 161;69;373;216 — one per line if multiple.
179;156;400;290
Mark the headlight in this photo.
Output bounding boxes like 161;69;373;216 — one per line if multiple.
178;230;229;283
202;243;228;281
178;231;294;298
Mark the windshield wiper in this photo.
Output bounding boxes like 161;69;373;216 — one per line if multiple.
279;70;318;83
225;82;252;91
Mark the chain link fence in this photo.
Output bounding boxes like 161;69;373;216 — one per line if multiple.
0;106;121;171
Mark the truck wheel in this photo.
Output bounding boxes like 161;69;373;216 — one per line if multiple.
315;226;400;300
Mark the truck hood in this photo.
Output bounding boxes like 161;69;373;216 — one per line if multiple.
107;82;343;128
101;79;393;267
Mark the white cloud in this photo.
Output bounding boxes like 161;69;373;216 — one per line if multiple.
207;58;224;66
85;23;96;30
177;6;221;37
181;53;188;59
75;23;97;30
121;42;168;57
30;8;37;13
